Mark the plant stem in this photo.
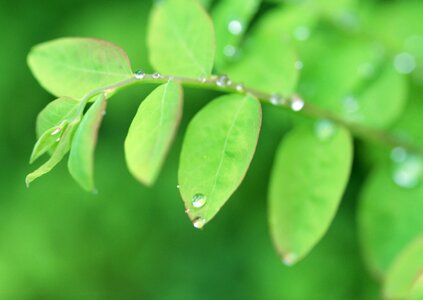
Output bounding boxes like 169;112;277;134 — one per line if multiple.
88;73;423;155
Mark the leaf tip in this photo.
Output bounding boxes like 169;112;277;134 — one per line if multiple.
281;252;299;267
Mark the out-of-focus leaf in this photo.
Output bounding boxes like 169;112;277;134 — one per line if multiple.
26;121;79;187
269;123;353;264
68;94;107;192
27;38;133;99
36;97;80;138
383;237;423;300
212;0;261;68
299;31;407;128
125;80;183;186
358;165;423;278
147;0;215;77
179;94;261;227
409;274;423;300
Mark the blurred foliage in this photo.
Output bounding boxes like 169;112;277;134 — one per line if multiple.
1;0;422;298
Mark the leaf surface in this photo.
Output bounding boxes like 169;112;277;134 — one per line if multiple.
125;80;183;186
179;94;261;227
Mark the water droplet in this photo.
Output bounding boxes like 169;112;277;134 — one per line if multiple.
295;60;304;70
315;119;336;141
51;127;61;135
293;26;310;41
216;75;230;87
390;147;407;163
176;184;180;189
343;95;359;114
193;217;206;229
134;69;145;79
282;253;298;266
152;72;161;79
393;155;423;189
228;20;243;35
192;193;206;208
223;45;237;58
198;77;207;83
56;137;61;142
290;95;304;111
270;93;285;106
235;83;244;92
394;52;416;74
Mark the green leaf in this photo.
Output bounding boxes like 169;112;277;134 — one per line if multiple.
147;0;215;77
26;121;79;187
383;237;423;300
30;123;68;164
36;97;80;138
409;274;423;300
358;164;423;278
178;94;261;227
125;80;183;186
68;94;107;192
27;37;133;99
269;123;353;265
212;0;261;68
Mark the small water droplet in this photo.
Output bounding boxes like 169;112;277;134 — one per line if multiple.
223;45;237;58
198;77;207;83
282;253;298;266
343;95;360;114
152;72;161;79
56;137;61;142
270;93;285;106
390;147;407;163
228;20;243;35
394;52;416;74
315;119;336;141
235;83;244;92
192;193;206;208
393;155;423;189
290;95;304;111
193;217;206;229
295;60;304;70
216;75;230;87
293;26;310;41
51;127;61;135
134;69;145;79
176;184;180;189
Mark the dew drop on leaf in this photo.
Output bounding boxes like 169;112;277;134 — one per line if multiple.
392;154;423;189
315;119;336;141
235;83;244;92
152;72;161;79
290;96;304;111
216;75;230;87
193;217;206;229
282;253;298;266
134;69;145;79
223;45;237;58
228;19;243;35
192;193;206;208
270;93;284;106
394;52;416;74
343;95;360;114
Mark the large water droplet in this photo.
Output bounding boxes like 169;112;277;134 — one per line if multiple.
394;52;416;74
193;217;206;229
223;45;237;58
134;69;145;79
290;96;304;111
315;119;336;141
270;93;285;106
51;127;61;136
293;26;310;41
192;193;206;208
282;253;298;266
152;72;161;79
393;155;423;189
228;20;243;35
216;75;230;87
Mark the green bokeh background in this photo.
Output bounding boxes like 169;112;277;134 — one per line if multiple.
1;0;419;298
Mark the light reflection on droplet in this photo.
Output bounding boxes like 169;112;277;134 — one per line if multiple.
290;96;304;112
216;75;230;87
134;69;145;79
228;20;243;35
193;217;206;229
315;119;336;141
393;154;423;189
192;193;206;208
282;253;298;266
270;93;285;106
152;72;161;79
